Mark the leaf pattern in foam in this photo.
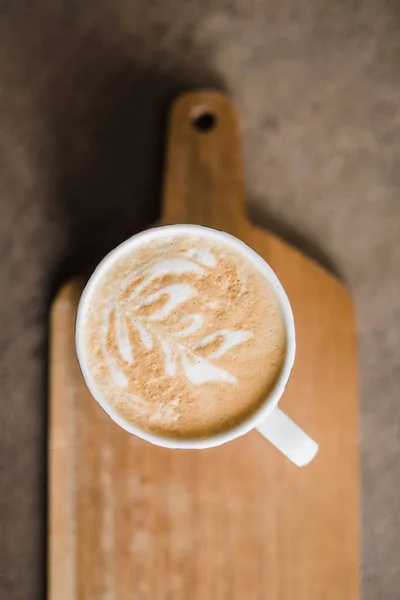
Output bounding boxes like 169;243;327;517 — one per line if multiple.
159;337;176;376
184;249;216;267
106;249;254;389
109;362;129;388
115;310;133;363
133;319;154;350
181;352;237;385
127;258;205;301
174;314;203;337
193;329;254;359
136;283;196;321
105;309;129;387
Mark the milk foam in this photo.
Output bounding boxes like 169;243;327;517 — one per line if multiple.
82;233;286;438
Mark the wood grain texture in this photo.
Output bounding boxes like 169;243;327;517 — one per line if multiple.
48;91;360;599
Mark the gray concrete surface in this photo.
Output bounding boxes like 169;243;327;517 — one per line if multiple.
0;1;399;598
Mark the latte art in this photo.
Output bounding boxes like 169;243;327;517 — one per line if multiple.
81;232;286;438
109;250;253;389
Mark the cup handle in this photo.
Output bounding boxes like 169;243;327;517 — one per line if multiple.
256;407;318;467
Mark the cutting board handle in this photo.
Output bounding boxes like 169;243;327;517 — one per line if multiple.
161;91;248;233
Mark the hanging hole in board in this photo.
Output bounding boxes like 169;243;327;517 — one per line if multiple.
191;109;217;133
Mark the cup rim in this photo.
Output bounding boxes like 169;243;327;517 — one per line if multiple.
75;224;296;449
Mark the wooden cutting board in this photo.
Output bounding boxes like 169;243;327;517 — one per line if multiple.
48;91;360;599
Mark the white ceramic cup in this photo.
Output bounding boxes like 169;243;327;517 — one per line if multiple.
76;224;318;467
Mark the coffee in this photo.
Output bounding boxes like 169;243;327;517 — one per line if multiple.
79;230;286;439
